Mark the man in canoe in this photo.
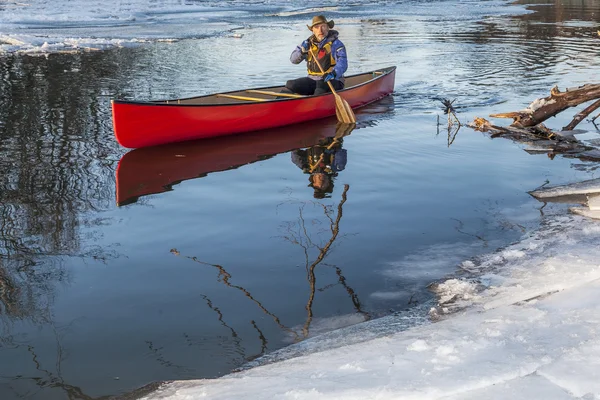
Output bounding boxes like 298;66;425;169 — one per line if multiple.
284;15;348;96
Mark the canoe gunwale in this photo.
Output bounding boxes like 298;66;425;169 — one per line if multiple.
111;66;397;107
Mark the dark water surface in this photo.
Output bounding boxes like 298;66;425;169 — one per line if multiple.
1;0;599;398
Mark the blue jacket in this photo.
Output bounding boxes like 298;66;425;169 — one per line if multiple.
290;30;348;80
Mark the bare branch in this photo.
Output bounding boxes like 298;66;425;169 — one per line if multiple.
490;84;600;128
564;99;600;131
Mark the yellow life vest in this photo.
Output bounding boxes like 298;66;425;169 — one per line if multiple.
307;41;335;76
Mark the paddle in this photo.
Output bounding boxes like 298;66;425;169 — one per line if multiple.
309;122;355;173
309;49;356;124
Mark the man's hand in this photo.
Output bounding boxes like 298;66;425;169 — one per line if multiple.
323;72;335;82
300;39;310;53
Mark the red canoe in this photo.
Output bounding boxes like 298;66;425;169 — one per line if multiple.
111;66;396;148
115;119;358;206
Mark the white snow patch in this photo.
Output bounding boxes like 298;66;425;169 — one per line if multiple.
407;339;430;352
339;363;366;372
284;389;323;399
525;98;557;113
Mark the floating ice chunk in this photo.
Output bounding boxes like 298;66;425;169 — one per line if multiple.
431;278;480;307
0;35;26;46
530;178;600;199
501;249;526;260
570;207;600;220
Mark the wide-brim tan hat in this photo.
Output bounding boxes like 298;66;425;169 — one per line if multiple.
307;15;334;30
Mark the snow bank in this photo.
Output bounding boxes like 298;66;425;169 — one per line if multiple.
139;213;600;399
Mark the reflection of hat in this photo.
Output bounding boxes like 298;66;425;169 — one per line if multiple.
307;15;335;30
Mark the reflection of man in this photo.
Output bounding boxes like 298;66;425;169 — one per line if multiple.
292;136;347;198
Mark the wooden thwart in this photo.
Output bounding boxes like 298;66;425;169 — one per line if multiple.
246;90;304;98
216;94;268;102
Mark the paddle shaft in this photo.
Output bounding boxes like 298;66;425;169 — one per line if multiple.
308;48;338;94
308;48;356;123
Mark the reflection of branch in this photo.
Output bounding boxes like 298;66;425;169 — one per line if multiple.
146;340;192;375
172;183;358;346
51;323;66;380
28;344;53;377
333;266;367;317
180;293;245;359
170;250;299;342
447;124;460;147
199;294;240;340
15;336;112;400
0;265;20;317
316;264;368;317
303;184;350;337
450;218;488;246
247;320;268;361
538;201;547;217
279;204;313;273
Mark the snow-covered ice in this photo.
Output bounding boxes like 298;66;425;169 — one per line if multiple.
0;0;253;54
530;178;600;199
139;212;600;399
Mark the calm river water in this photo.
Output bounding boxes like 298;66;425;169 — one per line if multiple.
0;0;599;398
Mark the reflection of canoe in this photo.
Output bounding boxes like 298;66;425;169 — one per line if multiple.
111;67;396;148
116;119;353;206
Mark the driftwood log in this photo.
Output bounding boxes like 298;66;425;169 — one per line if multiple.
467;82;600;162
489;84;600;130
468;117;578;145
468;116;600;161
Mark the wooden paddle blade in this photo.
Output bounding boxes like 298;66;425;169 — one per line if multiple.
333;93;356;124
